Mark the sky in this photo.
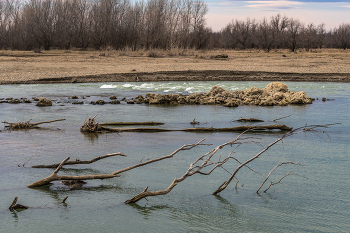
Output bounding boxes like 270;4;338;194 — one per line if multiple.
205;0;350;31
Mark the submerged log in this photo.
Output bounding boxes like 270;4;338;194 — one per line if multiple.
100;124;292;133
235;117;264;122
2;119;65;129
99;121;164;126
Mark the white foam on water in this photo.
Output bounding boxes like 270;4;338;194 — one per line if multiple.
122;84;133;88
100;84;117;88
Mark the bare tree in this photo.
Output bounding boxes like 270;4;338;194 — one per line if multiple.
333;23;350;50
316;23;326;49
230;18;255;49
23;0;56;50
255;18;276;52
270;14;289;49
285;18;303;52
301;23;318;51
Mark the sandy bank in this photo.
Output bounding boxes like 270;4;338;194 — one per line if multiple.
1;49;350;84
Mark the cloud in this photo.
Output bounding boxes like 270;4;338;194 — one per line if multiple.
245;0;304;9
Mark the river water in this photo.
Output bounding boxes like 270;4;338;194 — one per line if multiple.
0;81;349;232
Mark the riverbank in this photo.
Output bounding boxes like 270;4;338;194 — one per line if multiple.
1;49;350;84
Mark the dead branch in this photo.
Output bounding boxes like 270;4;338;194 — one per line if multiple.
32;152;126;168
9;197;29;210
111;139;208;176
256;161;303;193
80;115;103;132
125;133;249;203
272;115;291;122
2;119;65;129
212;123;339;195
125;123;338;203
263;171;306;193
125;180;178;204
190;118;200;125
27;157;121;187
61;196;68;203
28;140;208;188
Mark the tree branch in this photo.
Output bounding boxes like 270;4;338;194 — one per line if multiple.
32;153;127;168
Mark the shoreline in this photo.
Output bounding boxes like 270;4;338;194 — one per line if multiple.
2;49;350;84
1;70;350;85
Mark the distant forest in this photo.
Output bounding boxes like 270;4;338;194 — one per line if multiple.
1;0;350;51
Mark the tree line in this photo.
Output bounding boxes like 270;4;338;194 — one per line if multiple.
218;15;350;51
0;0;349;51
0;0;209;50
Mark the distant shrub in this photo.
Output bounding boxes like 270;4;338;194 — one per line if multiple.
147;50;163;58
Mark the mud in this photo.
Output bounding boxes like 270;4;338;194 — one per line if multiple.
1;70;349;85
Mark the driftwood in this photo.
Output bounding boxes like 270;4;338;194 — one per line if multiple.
100;124;292;133
9;197;29;210
2;119;65;129
32;153;126;168
256;161;304;193
8;196;69;210
235;117;264;122
28;157;121;188
28;153;127;187
190;118;200;125
81;115;291;133
99;121;164;126
80;115;103;132
125;123;338;203
28;140;208;188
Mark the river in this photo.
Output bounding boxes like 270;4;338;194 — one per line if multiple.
0;81;349;232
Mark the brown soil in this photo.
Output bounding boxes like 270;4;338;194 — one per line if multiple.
1;49;350;84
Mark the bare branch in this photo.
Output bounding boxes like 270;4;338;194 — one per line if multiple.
32;153;127;168
9;197;29;210
256;161;303;193
28;140;209;188
212;123;339;195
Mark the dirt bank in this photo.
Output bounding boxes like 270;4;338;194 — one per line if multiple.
1;49;350;84
16;70;349;84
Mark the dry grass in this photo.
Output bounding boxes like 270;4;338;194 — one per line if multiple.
0;48;350;84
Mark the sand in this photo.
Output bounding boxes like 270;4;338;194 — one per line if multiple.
1;49;350;84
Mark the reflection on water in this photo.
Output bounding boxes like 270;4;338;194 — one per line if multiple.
81;132;100;142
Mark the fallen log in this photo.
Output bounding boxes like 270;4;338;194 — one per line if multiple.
99;124;292;133
99;121;164;126
2;119;65;129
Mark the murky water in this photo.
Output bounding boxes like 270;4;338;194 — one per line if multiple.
0;81;349;232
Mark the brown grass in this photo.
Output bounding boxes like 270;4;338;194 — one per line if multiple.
1;48;350;84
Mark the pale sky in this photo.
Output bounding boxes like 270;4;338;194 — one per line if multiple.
205;0;350;31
